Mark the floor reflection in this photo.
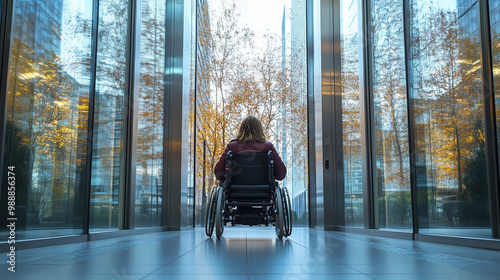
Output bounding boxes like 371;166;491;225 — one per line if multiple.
1;227;500;280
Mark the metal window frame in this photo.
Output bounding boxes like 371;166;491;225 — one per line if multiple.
163;0;185;230
192;0;199;229
307;0;318;227
479;0;500;239
82;0;100;235
320;0;340;230
121;0;141;230
402;0;420;235
332;0;346;228
359;0;376;229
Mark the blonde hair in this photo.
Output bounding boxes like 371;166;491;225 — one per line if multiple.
236;116;266;142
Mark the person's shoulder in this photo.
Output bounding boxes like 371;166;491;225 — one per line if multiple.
227;139;239;148
263;141;276;149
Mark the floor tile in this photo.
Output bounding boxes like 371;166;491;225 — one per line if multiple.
248;274;373;280
153;264;247;274
143;275;248;280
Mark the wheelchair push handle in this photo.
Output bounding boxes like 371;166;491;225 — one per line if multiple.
268;150;274;184
225;151;233;186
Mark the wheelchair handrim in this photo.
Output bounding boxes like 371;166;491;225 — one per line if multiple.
274;186;284;239
283;187;292;237
205;187;216;237
215;187;224;239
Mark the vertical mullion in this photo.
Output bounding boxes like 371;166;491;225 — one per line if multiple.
163;0;173;229
333;0;345;228
121;0;141;230
161;0;171;228
0;0;13;202
306;0;317;228
478;0;500;239
320;0;336;229
403;0;419;236
359;0;376;229
83;0;100;235
164;0;184;230
193;0;199;228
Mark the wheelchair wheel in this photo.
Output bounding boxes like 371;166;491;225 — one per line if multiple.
282;187;292;237
215;187;225;239
274;186;284;240
205;187;217;237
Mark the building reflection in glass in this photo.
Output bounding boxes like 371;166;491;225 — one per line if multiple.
340;0;364;227
135;0;166;228
410;0;491;238
370;0;412;230
1;0;93;239
89;0;129;232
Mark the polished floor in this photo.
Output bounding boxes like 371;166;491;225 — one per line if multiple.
1;227;500;279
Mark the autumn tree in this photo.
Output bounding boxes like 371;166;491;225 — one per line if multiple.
194;1;308;222
370;0;410;192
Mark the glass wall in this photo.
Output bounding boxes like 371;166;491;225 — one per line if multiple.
0;0;182;240
329;0;500;240
0;0;93;239
340;0;363;227
370;0;411;230
409;0;491;238
491;0;500;183
135;0;165;228
89;0;129;232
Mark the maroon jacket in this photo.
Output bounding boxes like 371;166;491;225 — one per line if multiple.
214;140;287;181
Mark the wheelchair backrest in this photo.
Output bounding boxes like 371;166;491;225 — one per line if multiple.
227;151;273;185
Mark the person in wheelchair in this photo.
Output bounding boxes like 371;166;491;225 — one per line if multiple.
206;115;292;239
214;115;286;182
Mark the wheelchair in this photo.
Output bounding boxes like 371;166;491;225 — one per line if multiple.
205;150;292;239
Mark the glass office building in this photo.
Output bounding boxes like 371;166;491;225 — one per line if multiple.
0;0;499;251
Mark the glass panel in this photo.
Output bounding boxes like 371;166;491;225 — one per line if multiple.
490;0;500;212
135;0;165;228
195;0;308;225
1;0;93;240
287;0;308;225
370;0;411;230
341;0;363;227
89;0;129;232
410;0;491;238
